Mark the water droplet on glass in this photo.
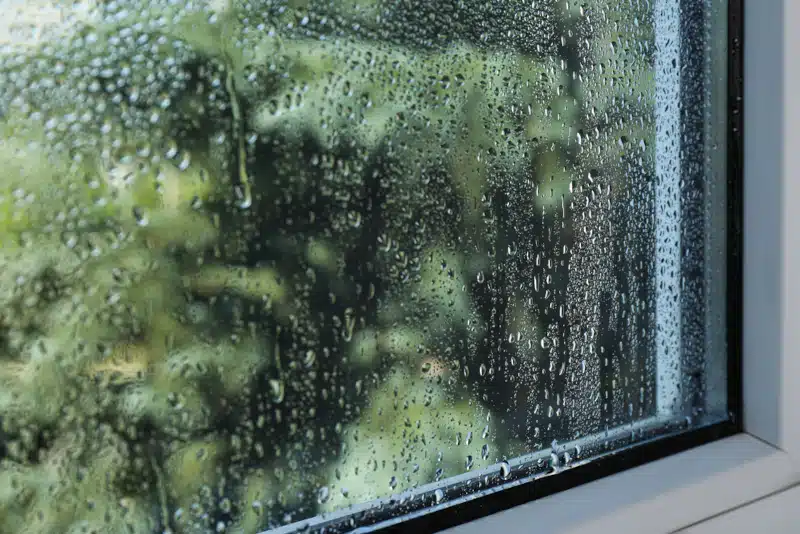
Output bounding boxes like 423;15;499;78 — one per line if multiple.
178;152;191;171
132;206;148;227
165;141;178;159
347;211;362;228
550;452;560;470
434;489;444;504
235;185;253;209
499;461;511;480
269;379;285;403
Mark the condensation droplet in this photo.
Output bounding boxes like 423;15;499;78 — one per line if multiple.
132;206;148;227
269;379;285;403
499;461;511;480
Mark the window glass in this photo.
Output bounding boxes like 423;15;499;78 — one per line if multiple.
0;0;729;532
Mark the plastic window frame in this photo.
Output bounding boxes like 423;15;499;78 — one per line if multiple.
442;0;800;532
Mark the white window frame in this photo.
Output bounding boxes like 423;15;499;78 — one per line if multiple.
447;1;800;532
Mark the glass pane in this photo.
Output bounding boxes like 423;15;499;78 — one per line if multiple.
0;0;729;532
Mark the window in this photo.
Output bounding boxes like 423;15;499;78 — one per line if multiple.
0;1;740;534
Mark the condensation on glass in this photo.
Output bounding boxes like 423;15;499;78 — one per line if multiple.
0;0;729;532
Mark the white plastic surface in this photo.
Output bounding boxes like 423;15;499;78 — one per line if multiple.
678;484;800;533
446;435;797;534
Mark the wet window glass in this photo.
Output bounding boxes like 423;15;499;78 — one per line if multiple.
0;0;730;532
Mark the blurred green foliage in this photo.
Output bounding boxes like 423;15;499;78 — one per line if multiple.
0;0;657;532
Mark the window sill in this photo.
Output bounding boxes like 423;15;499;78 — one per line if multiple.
446;434;798;534
679;478;800;533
